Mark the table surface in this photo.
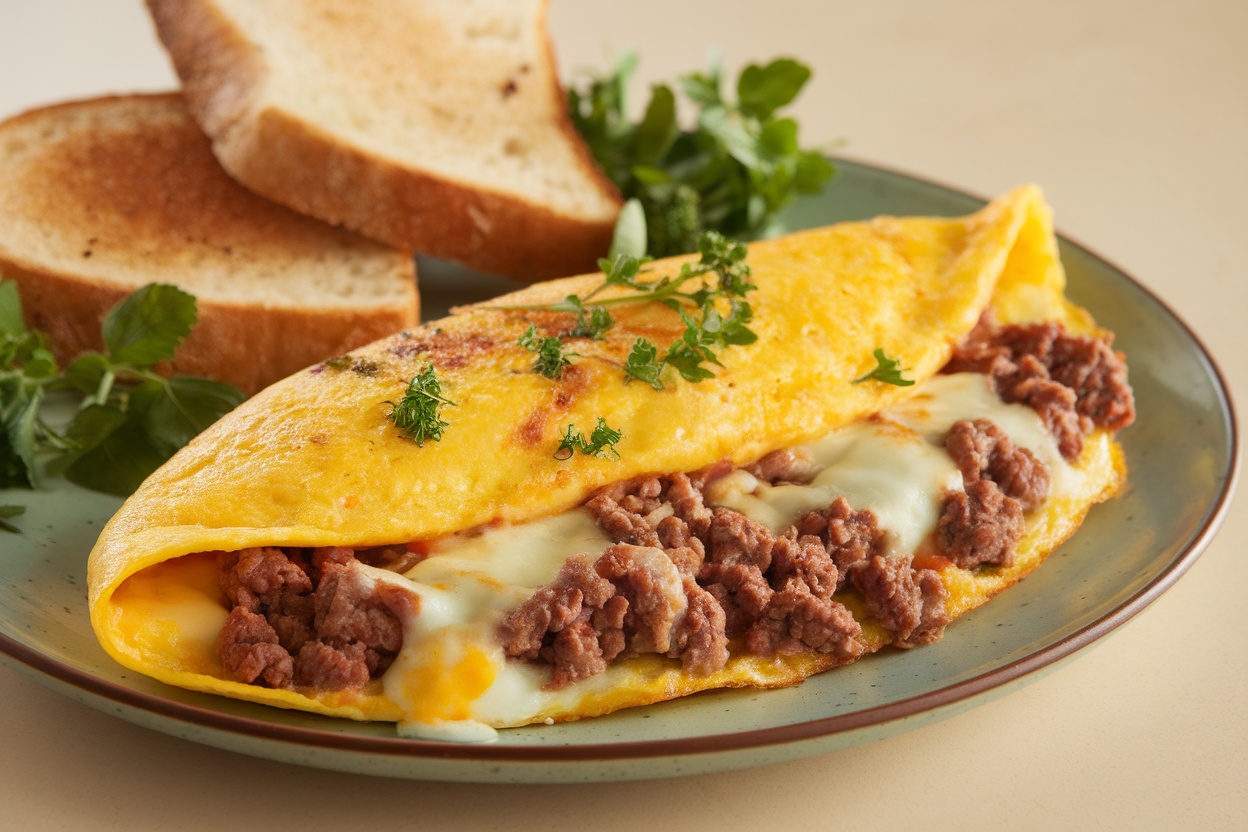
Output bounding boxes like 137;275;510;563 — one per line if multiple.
1;1;1244;828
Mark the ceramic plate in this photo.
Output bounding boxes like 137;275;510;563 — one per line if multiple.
0;160;1237;782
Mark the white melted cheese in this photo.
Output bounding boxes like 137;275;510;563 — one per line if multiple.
709;373;1080;554
379;372;1077;739
381;509;614;741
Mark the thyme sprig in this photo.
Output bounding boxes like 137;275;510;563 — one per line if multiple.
388;364;454;446
554;418;623;460
497;231;757;390
518;325;578;380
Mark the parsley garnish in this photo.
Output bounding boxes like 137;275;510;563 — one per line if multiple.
518;325;578;379
569;52;834;257
852;348;915;387
388;364;454;446
554;418;623;460
623;338;664;389
0;279;245;501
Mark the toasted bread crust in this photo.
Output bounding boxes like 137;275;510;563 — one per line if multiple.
146;0;622;281
3;259;415;396
0;93;418;395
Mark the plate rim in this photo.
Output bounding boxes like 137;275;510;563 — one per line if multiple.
0;157;1239;767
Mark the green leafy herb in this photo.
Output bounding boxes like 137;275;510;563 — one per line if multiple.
499;230;757;391
554;418;623;460
388;364;454;446
567;303;614;340
518;325;578;379
0;280;245;498
852;348;915;387
623;338;664;389
569;52;834;258
0;504;24;534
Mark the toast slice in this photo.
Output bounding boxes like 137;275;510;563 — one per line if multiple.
0;93;418;395
145;0;624;281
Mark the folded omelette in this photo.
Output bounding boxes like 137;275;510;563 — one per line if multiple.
87;186;1134;740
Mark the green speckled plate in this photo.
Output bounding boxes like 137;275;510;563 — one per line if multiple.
0;160;1236;782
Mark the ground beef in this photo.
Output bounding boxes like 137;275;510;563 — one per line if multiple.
668;578;731;674
935;479;1024;569
596;545;686;654
945;320;1135;458
584;493;660;547
850;555;950;646
769;533;840;602
945;418;1050;510
219;547;312;615
498;556;616;660
935;417;1053;571
293;641;370;690
216;546;413;691
311;549;409;675
697;509;776;635
746;579;865;659
797;497;883;586
545;619;609;688
218;608;294;688
500;544;730;688
747;448;818;485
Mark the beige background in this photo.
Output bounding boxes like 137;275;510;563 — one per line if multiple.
1;0;1244;827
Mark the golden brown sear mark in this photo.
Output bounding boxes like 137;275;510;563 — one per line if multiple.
514;364;590;447
390;331;499;369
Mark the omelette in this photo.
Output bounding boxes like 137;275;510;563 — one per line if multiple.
87;185;1133;740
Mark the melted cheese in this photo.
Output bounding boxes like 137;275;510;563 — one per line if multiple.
374;372;1076;738
710;373;1079;552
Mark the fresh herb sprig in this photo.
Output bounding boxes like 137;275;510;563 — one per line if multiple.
554;418;623;460
0;280;245;506
388;364;454;446
852;348;915;387
518;325;578;379
499;230;758;390
569;52;834;258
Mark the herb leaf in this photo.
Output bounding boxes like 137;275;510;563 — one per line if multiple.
1;277;245;499
498;230;758;390
65;419;168;497
852;348;916;387
389;364;454;446
144;376;246;456
554;418;623;460
518;325;577;379
624;337;664;389
736;58;811;120
570;54;833;258
103;284;198;366
568;304;614;340
0;281;25;336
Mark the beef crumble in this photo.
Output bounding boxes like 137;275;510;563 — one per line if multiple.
217;546;414;691
944;320;1135;459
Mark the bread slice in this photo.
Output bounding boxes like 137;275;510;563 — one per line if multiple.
145;0;624;281
0;93;418;395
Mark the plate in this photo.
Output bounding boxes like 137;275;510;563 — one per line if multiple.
0;159;1237;783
